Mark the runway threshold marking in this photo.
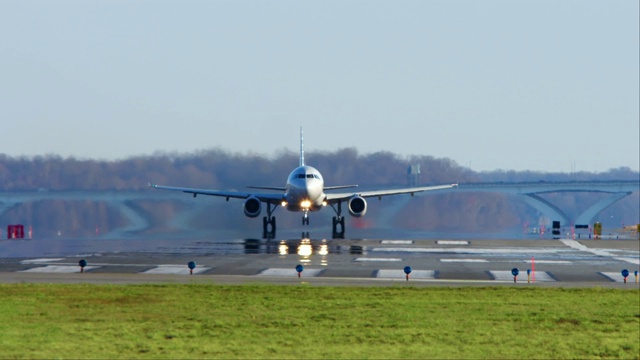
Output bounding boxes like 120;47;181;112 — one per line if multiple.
20;265;101;273
141;265;211;275
489;271;555;282
257;268;324;277
376;269;436;279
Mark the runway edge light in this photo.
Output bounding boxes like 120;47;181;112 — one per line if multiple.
511;268;520;283
296;264;304;278
79;259;87;273
188;261;196;275
404;266;412;281
621;269;629;284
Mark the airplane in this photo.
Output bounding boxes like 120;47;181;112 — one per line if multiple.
149;128;457;239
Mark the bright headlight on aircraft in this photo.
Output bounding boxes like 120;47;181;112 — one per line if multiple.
281;201;288;207
322;201;327;206
301;200;311;208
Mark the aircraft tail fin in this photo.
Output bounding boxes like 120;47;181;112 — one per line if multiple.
299;126;305;167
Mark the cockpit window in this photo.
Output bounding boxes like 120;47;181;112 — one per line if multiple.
297;174;305;179
314;174;320;179
306;174;314;179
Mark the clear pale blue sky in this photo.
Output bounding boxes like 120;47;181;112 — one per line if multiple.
1;0;638;172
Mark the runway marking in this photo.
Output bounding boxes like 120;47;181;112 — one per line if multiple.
381;240;413;245
257;268;324;277
20;265;101;273
614;258;640;265
560;240;640;265
354;258;402;262
599;272;639;283
372;247;560;254
376;269;436;279
523;260;572;264
489;271;556;282
141;265;210;275
439;259;488;263
436;240;469;245
20;258;64;264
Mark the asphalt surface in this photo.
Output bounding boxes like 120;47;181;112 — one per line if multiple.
0;236;638;288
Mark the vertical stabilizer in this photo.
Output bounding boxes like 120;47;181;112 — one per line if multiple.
299;126;305;166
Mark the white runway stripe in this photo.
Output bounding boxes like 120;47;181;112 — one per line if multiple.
372;247;559;254
440;259;488;263
436;240;469;245
258;268;324;277
523;260;572;264
599;272;639;283
20;258;64;264
354;258;402;262
20;265;101;273
381;240;413;245
614;258;640;265
376;269;436;279
489;271;556;282
141;265;210;275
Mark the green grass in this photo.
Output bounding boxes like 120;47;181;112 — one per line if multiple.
0;284;638;359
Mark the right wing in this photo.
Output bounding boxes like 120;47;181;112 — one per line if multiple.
149;183;284;204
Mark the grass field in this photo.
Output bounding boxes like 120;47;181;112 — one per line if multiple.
0;284;638;359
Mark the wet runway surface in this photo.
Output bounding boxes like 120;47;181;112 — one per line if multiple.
1;236;639;287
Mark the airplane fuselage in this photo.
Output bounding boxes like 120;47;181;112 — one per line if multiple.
284;165;326;212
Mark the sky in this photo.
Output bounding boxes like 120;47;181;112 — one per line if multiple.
1;0;638;173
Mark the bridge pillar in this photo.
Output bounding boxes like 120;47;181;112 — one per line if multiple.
575;192;632;225
521;193;570;226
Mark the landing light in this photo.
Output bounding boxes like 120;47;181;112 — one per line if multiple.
300;200;311;208
281;201;288;207
322;201;327;206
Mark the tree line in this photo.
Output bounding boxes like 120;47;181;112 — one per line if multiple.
0;150;637;238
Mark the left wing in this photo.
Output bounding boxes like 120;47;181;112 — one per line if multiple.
324;184;457;203
149;184;284;204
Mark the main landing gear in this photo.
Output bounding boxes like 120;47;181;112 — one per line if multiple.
262;203;278;239
330;202;345;239
302;211;309;225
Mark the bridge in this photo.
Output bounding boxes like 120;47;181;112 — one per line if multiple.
0;180;638;237
456;180;639;226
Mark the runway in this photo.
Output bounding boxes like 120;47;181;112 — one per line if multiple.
0;236;638;287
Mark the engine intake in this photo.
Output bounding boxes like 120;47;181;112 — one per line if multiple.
348;195;367;217
244;197;262;218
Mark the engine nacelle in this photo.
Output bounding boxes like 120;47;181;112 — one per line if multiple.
243;197;262;218
348;195;367;217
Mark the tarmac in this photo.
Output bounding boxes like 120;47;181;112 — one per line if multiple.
1;235;638;288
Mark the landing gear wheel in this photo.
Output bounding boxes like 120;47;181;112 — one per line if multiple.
332;216;345;239
263;216;276;239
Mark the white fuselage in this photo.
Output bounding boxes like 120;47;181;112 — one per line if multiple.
284;165;326;212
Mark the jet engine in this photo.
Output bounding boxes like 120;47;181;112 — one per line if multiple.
348;195;367;217
243;197;262;218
